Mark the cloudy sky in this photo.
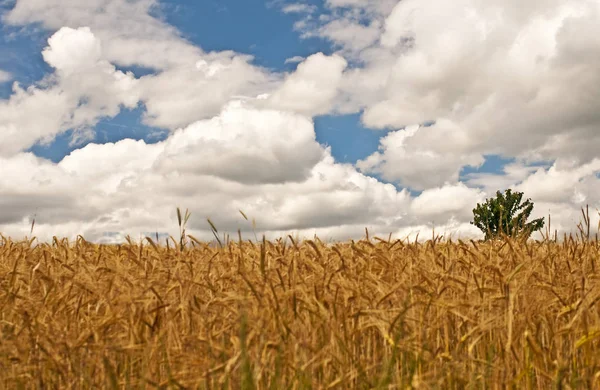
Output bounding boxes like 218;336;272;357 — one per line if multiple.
1;0;599;245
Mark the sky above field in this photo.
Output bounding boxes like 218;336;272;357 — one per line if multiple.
1;0;600;244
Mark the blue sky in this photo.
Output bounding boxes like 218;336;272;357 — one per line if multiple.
0;0;598;244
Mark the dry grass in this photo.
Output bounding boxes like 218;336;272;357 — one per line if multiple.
2;215;600;388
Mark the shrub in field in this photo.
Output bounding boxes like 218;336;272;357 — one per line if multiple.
471;188;545;241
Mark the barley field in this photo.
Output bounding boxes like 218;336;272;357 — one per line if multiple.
1;215;600;389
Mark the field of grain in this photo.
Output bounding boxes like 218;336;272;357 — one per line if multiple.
1;224;600;389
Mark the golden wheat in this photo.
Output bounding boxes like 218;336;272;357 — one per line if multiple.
1;226;600;389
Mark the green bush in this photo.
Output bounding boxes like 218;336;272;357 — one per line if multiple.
471;189;544;241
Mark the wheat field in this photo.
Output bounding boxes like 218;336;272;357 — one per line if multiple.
1;212;600;389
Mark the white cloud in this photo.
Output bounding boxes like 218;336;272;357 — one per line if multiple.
284;55;305;64
282;3;317;14
0;102;430;244
325;0;398;16
315;17;382;52
138;53;276;129
0;27;139;157
68;127;96;147
515;158;600;203
3;0;200;70
279;0;600;195
264;53;347;116
356;123;484;190
11;99;597;245
410;183;485;221
42;26;102;72
393;218;483;243
354;0;600;162
4;0;279;132
59;138;163;195
152;101;325;185
292;0;395;55
2;100;598;244
0;70;12;83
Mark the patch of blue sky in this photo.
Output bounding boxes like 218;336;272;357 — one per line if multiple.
27;104;169;163
459;154;516;179
158;0;331;71
0;76;12;99
460;155;556;183
526;159;554;167
314;113;392;165
94;104;169;145
26;131;87;163
378;177;422;197
113;65;158;79
0;22;54;98
314;113;422;196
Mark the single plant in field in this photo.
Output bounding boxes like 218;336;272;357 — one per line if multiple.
176;206;191;251
471;188;544;241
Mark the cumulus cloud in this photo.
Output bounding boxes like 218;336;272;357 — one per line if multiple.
356;123;484;191
360;0;600;160
7;100;593;245
0;102;425;244
152;101;325;185
42;26;102;72
410;183;485;221
3;98;597;243
515;158;600;204
277;0;600;194
0;26;139;156
3;0;200;70
59;138;163;194
316;18;382;52
0;153;102;226
138;54;276;129
292;0;395;55
394;218;483;243
264;53;347;116
3;0;278;132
